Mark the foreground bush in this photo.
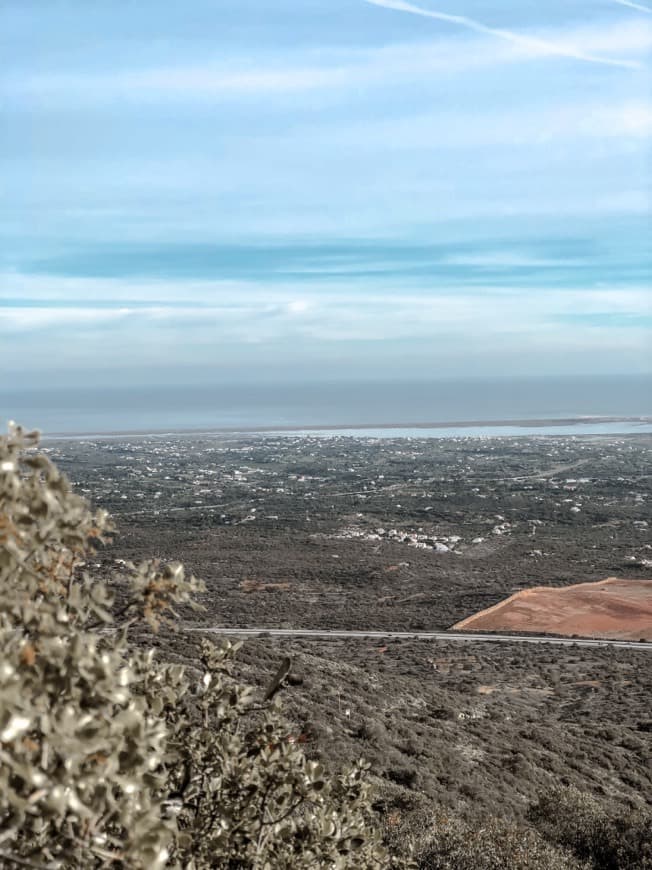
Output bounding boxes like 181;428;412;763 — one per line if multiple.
0;424;397;868
411;814;584;869
529;786;652;869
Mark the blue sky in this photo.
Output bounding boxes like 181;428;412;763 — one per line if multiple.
1;0;651;386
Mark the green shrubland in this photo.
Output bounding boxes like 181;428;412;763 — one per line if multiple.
528;786;652;869
1;423;649;869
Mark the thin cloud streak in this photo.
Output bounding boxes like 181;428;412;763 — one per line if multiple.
613;0;652;13
364;0;642;69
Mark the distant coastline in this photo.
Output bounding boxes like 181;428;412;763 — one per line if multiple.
6;375;650;439
40;415;652;441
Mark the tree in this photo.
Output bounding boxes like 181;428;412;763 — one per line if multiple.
0;423;398;868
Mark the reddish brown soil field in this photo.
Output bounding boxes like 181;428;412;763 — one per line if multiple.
452;577;652;640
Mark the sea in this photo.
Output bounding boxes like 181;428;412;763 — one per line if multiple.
1;375;651;439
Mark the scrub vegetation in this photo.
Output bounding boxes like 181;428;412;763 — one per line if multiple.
0;425;650;868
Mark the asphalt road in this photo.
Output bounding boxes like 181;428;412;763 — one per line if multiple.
186;627;651;650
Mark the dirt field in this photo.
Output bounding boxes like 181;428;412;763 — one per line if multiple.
453;577;652;640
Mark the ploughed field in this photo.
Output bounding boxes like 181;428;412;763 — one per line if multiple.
46;433;652;825
454;577;652;641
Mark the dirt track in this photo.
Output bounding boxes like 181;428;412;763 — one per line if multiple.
189;625;652;649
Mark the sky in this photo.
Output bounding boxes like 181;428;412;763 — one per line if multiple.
1;0;651;388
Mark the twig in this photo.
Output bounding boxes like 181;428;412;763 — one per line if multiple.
264;797;305;828
0;851;50;869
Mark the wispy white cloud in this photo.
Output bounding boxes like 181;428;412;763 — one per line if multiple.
0;307;133;331
4;66;350;101
95;66;352;96
3;275;649;381
304;100;652;153
613;0;652;14
2;273;649;342
595;189;650;212
6;17;649;105
364;0;643;69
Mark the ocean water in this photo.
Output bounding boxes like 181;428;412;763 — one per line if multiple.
1;375;650;437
